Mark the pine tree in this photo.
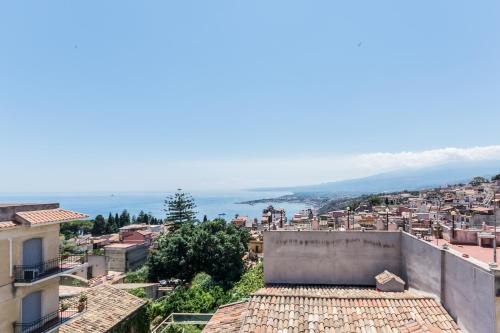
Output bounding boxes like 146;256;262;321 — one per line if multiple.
91;215;106;236
164;189;197;229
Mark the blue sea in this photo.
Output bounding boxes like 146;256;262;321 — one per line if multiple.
0;190;309;221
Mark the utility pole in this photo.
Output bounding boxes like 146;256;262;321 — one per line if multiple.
385;208;390;231
451;210;456;242
346;207;350;230
494;190;497;264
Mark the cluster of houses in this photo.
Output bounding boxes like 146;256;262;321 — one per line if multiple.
232;178;500;271
1;177;498;333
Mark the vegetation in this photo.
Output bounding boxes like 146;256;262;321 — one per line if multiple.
147;219;250;285
165;189;197;230
492;174;500;181
60;209;163;239
60;220;93;239
134;210;163;225
228;262;264;301
470;176;489;186
124;266;149;283
147;264;263;329
110;306;150;333
60;239;82;256
367;195;383;206
127;288;147;298
91;215;107;235
164;325;203;333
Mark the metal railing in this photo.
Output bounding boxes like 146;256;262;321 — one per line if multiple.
14;254;87;283
151;313;213;333
13;301;86;333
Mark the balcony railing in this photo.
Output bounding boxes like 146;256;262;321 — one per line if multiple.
14;254;87;283
13;300;86;333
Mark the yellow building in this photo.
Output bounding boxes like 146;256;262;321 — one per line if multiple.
0;203;88;333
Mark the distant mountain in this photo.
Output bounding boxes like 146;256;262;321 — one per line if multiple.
254;160;500;196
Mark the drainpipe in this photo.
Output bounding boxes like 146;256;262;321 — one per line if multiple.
9;238;12;277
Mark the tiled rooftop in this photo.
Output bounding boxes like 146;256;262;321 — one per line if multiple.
59;285;147;333
205;285;461;333
15;208;88;226
0;221;18;230
202;301;248;333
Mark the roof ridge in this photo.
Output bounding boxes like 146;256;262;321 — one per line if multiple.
218;299;249;309
250;292;430;300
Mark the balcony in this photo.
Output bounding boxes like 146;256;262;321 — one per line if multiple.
13;300;86;333
14;254;87;285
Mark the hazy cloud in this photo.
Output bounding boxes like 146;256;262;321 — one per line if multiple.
1;145;499;192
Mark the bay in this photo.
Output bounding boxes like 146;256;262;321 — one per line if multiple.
0;190;309;221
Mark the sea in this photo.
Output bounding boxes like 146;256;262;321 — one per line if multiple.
0;190;309;221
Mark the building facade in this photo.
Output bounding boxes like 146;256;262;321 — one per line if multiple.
0;203;88;333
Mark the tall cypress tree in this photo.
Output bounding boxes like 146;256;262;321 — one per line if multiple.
105;213;118;234
119;209;130;227
91;215;106;236
164;189;197;230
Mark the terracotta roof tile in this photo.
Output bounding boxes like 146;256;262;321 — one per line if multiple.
205;286;461;333
15;208;88;226
203;300;248;333
59;285;147;333
0;221;18;230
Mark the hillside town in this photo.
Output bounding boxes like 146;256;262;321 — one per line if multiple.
1;175;499;333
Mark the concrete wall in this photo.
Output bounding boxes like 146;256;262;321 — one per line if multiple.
264;231;401;285
88;255;107;277
401;233;442;297
443;251;495;333
105;244;148;272
125;244;148;271
264;230;499;333
401;233;497;333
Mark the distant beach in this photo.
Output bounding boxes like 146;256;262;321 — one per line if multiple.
0;190;309;221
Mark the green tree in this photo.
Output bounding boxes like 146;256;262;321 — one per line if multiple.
60;220;93;239
470;176;489;186
105;214;118;234
125;266;149;283
165;189;197;230
127;288;147;298
148;222;197;281
91;215;106;236
119;209;131;227
367;195;382;206
147;219;250;285
492;174;500;181
190;220;247;284
229;262;264;301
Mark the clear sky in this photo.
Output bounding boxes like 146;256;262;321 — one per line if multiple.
1;1;499;192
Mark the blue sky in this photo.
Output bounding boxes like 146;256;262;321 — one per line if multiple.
1;1;499;192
